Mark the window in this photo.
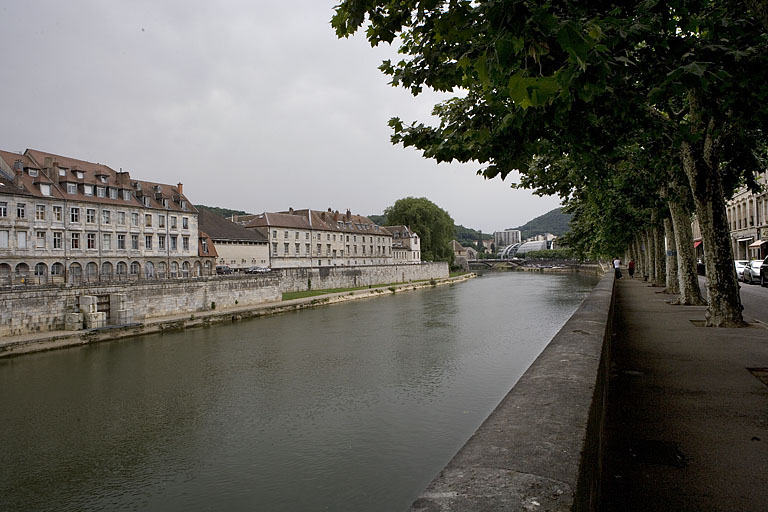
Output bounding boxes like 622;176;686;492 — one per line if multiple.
284;230;289;239
0;202;6;217
182;236;189;251
159;215;165;228
17;232;27;248
53;232;62;249
75;170;84;179
118;212;126;225
67;183;77;194
70;233;80;249
317;243;321;254
143;196;151;207
87;233;96;249
182;217;188;229
158;234;166;250
326;243;331;255
306;232;310;240
102;234;111;250
131;235;139;250
118;234;126;250
36;205;45;221
272;242;278;255
102;210;111;224
84;184;94;196
17;203;25;218
40;184;51;196
97;187;106;198
295;243;301;255
0;230;8;248
162;198;169;208
306;243;310;254
145;214;152;227
109;188;118;199
171;216;177;229
86;208;96;223
36;231;46;248
70;207;80;223
202;240;208;254
272;230;277;238
51;262;64;275
284;242;289;254
145;235;152;250
28;168;38;177
295;232;299;240
123;190;132;201
170;236;177;251
131;213;139;226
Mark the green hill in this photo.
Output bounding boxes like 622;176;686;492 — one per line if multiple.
195;205;250;219
515;208;572;239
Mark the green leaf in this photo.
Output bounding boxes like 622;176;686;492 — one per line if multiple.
557;21;589;69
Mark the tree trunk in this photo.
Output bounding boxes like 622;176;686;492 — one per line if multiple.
680;106;744;326
664;216;680;294
653;224;666;287
643;230;655;284
668;199;706;305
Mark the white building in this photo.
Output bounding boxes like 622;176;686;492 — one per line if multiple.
385;225;421;264
494;228;521;248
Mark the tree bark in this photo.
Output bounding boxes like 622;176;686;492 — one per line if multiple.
664;216;680;294
680;102;744;326
652;224;666;287
642;230;652;282
668;199;706;305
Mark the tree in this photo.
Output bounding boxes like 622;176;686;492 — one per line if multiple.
334;1;768;326
384;197;454;262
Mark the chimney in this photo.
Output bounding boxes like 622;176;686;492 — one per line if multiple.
288;207;294;214
14;163;23;189
346;209;351;221
44;156;52;168
177;182;183;195
333;211;339;221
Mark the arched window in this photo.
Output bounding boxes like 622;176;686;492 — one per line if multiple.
116;261;128;276
194;261;202;277
204;261;212;274
130;261;140;275
69;263;82;283
85;262;98;277
158;261;167;278
51;262;64;276
101;261;113;276
34;262;48;276
170;261;179;278
145;261;155;278
181;261;190;277
15;263;30;275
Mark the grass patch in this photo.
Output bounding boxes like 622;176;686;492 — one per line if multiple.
449;271;468;278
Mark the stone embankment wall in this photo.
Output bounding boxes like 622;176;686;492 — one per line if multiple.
0;262;448;338
0;276;281;338
409;271;614;511
276;262;448;293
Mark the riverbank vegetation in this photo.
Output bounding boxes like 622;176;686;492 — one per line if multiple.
282;279;439;301
333;1;768;327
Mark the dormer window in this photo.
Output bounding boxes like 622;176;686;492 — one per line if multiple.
28;168;38;177
67;183;77;195
163;198;169;208
143;196;151;207
58;169;66;177
109;188;118;199
97;187;106;198
180;200;187;210
75;171;84;179
123;190;132;201
99;176;108;184
40;184;51;196
84;184;94;196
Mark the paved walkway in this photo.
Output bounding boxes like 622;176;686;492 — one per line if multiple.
601;277;768;511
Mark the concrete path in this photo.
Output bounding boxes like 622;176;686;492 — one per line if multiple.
601;277;768;511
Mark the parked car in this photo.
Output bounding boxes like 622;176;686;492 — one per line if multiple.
215;265;233;275
734;260;749;279
760;257;768;286
245;266;271;274
741;259;763;284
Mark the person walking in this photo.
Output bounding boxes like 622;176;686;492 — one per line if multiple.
613;257;622;279
628;259;635;278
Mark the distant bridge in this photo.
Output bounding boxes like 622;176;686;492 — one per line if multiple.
468;258;522;270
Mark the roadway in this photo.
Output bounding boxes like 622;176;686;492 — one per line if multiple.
697;275;768;324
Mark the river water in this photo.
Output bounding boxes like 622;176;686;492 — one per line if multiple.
0;271;598;512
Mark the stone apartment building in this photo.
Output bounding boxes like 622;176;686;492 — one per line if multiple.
235;208;395;268
726;173;768;260
385;225;421;264
0;148;208;284
197;207;269;270
494;228;521;249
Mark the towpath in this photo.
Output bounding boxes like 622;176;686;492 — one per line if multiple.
601;276;768;510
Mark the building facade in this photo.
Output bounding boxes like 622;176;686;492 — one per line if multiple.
494;229;521;248
240;208;394;268
0;148;204;285
197;207;269;270
726;173;768;260
384;225;421;264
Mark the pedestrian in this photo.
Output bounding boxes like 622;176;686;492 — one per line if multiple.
613;256;622;279
628;259;635;279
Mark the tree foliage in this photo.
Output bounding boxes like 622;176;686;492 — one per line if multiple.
384;197;455;262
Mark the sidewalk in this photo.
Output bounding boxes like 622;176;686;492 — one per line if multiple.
601;277;768;511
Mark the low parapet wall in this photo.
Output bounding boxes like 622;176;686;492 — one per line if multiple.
276;262;449;293
410;272;615;511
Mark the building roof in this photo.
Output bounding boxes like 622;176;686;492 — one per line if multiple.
0;148;195;213
198;207;268;243
245;208;392;236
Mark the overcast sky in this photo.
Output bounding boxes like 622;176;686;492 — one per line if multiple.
0;1;561;233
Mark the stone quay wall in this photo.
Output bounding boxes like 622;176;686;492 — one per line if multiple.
276;262;449;293
0;275;281;338
0;262;448;338
409;271;615;511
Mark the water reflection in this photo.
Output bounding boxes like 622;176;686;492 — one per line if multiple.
0;271;598;512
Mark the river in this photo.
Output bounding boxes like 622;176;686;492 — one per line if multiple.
0;271;598;512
